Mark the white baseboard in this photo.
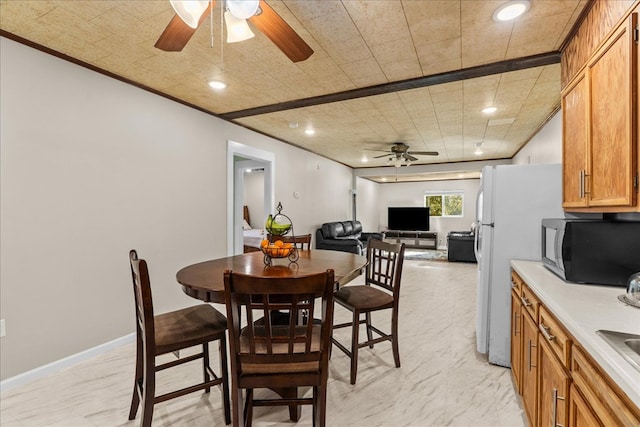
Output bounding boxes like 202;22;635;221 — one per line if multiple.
0;333;135;393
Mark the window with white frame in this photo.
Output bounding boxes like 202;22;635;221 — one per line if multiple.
424;191;464;217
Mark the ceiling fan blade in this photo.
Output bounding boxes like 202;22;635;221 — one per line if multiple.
409;151;439;156
155;1;214;52
405;154;419;162
373;153;392;159
249;0;313;62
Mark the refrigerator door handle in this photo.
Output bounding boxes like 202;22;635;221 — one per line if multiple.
474;188;483;260
474;225;481;260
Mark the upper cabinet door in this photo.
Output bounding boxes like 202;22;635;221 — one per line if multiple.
562;72;589;209
587;13;637;208
562;11;639;212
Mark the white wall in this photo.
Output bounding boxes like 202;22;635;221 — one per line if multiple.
513;110;562;165
354;176;380;232
377;179;480;249
243;169;264;228
0;37;353;380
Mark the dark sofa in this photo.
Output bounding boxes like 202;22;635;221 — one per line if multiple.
315;220;383;255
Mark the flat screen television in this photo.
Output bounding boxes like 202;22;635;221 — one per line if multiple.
388;207;430;231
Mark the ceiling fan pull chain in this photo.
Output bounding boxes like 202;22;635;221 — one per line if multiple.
219;0;224;66
209;0;214;49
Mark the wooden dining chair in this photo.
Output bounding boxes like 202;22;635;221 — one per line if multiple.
128;250;231;427
267;233;312;250
331;239;406;384
264;233;313;325
223;269;335;427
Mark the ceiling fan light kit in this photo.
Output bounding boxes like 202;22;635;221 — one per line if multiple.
226;0;260;20
169;0;210;28
224;10;255;43
371;142;438;167
157;0;314;62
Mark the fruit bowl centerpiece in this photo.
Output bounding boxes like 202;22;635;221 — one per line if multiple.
260;239;294;258
262;202;298;265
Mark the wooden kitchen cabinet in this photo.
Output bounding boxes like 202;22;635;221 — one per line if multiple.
562;71;589;209
521;305;538;426
571;345;640;427
510;270;540;426
538;306;572;427
561;12;638;211
538;338;571;427
510;267;640;427
569;384;602;427
510;290;523;393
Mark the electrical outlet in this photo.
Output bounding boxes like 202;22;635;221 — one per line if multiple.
0;319;5;338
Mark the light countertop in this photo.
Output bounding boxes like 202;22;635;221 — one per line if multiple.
511;260;640;408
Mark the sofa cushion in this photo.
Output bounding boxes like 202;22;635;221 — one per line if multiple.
341;221;354;235
321;222;344;239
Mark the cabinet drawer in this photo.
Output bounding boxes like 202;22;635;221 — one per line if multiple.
511;270;523;297
520;284;540;322
539;306;571;368
571;345;640;427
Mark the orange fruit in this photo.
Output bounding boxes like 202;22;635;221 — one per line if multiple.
260;239;269;248
274;240;284;248
284;243;293;249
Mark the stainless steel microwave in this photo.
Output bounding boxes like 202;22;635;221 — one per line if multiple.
541;219;640;287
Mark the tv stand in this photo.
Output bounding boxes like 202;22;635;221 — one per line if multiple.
382;230;437;250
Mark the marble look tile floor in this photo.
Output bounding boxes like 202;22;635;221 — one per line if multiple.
1;260;525;427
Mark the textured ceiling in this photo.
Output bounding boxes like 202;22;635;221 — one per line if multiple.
0;0;589;181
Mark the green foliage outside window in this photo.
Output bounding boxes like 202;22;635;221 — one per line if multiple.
425;192;463;217
425;196;442;216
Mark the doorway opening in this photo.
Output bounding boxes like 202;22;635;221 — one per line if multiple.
226;140;275;255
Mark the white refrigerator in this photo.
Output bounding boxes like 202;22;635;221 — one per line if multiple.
474;163;564;367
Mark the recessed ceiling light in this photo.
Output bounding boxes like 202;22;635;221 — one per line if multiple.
289;122;299;129
361;156;369;163
493;1;530;22
207;80;227;90
305;129;315;136
474;149;483;156
482;106;497;114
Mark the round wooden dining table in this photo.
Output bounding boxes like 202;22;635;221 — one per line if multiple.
177;249;366;423
176;249;367;304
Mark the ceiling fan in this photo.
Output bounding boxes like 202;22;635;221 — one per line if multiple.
155;0;314;63
371;142;439;165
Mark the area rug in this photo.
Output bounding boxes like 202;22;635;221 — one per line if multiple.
404;249;448;261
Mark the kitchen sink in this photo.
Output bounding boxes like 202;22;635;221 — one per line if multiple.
627;339;640;354
597;330;640;372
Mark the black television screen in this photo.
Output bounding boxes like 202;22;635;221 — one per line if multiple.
388;207;430;231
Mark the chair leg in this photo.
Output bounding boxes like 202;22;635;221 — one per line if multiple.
231;384;244;427
317;379;327;427
245;389;254;427
219;338;231;425
365;312;374;349
312;386;318;427
391;310;401;368
350;310;360;385
140;358;155;427
203;342;211;393
128;337;143;420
